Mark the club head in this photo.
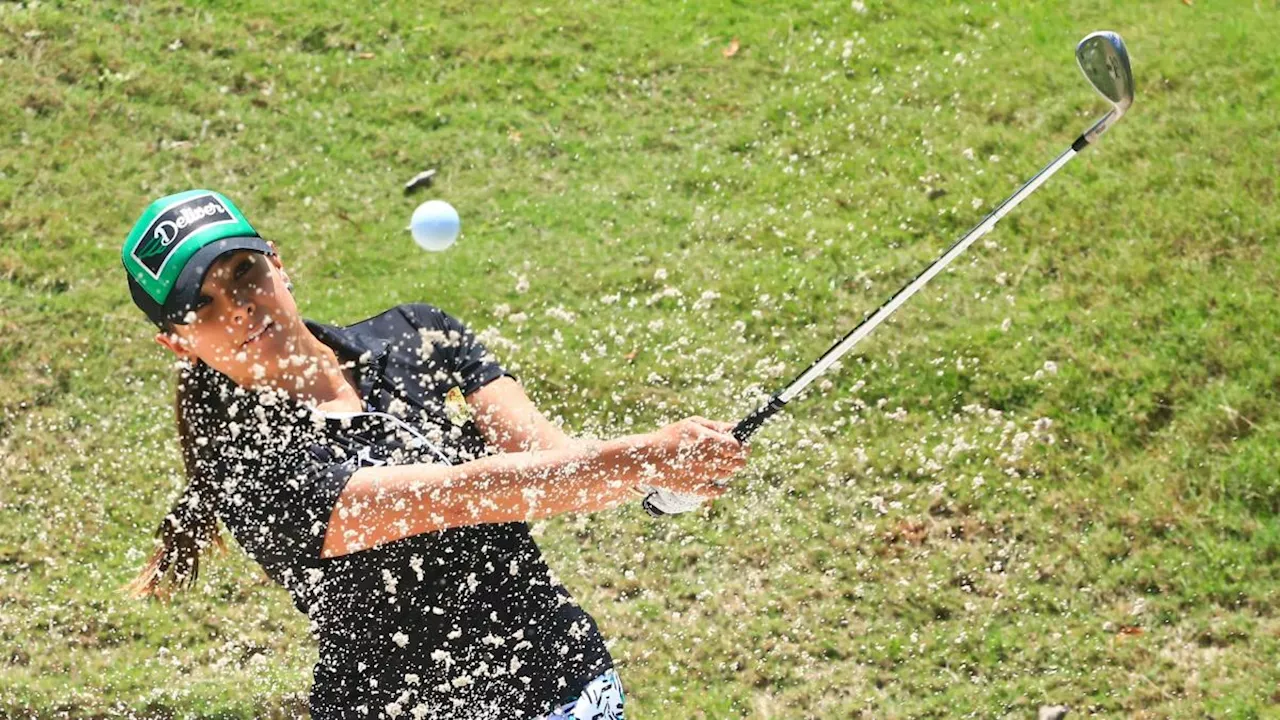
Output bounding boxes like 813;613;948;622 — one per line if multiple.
1076;31;1134;115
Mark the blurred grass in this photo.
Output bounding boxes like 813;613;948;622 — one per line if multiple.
1;0;1278;717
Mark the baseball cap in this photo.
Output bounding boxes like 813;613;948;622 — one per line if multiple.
122;189;275;329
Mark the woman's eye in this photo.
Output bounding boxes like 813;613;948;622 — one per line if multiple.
235;259;254;279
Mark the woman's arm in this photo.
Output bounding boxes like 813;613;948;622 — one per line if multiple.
466;376;576;452
320;418;748;559
322;439;636;559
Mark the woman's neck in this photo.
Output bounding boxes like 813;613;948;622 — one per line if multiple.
251;332;363;411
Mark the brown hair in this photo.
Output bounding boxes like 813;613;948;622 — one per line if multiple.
124;358;232;599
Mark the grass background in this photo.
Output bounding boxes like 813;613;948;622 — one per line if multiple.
2;0;1278;717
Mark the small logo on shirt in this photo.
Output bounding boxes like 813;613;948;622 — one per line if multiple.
355;445;389;467
444;386;472;425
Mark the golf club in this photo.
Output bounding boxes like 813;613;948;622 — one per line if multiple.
642;31;1135;517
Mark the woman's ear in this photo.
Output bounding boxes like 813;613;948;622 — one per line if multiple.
266;241;284;270
154;331;197;363
265;241;293;291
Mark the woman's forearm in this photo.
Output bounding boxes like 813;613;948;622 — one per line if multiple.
321;435;649;558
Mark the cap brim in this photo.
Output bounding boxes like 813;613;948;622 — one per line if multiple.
163;236;275;325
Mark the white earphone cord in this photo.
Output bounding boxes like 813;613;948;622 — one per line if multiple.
321;408;453;466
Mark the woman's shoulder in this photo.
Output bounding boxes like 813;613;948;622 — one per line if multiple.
332;303;477;355
307;302;459;341
393;302;453;331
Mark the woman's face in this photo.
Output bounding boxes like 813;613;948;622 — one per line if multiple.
154;242;305;384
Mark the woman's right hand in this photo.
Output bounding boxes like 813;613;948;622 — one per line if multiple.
632;416;750;497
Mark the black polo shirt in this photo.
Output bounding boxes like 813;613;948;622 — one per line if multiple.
201;303;612;719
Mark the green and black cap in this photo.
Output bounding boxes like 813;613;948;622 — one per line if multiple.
122;189;275;329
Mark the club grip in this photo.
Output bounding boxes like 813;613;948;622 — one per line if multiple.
642;396;788;518
732;396;786;444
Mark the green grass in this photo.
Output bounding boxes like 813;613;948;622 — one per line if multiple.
2;0;1278;717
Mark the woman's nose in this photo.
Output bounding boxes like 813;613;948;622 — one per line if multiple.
230;293;255;323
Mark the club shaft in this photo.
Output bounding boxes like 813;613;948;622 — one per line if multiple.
732;143;1081;443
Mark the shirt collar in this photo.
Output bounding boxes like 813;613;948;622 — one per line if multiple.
303;317;392;401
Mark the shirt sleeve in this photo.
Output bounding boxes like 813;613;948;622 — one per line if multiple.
218;434;364;566
400;303;516;395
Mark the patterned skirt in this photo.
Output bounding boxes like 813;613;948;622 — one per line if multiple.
539;669;625;720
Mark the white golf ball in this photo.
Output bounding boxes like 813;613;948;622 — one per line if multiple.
408;199;460;252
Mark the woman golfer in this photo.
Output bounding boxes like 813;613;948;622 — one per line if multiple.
121;190;748;719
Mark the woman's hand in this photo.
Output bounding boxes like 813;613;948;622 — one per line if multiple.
630;416;750;497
